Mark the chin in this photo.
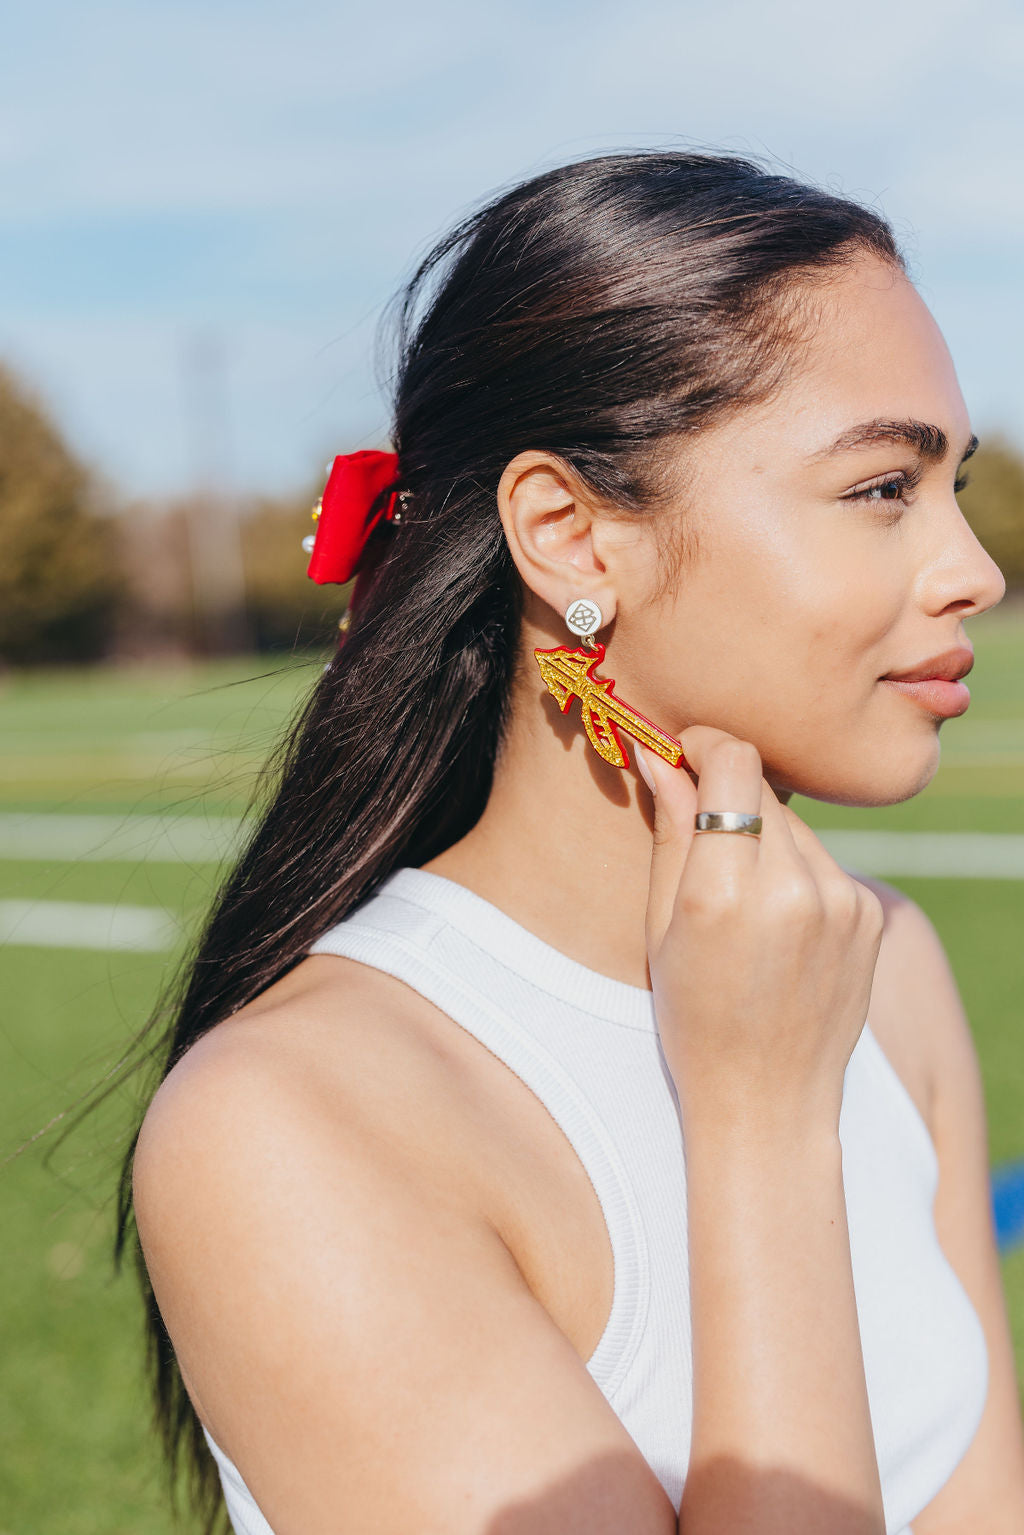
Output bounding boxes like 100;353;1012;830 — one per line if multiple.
769;733;941;809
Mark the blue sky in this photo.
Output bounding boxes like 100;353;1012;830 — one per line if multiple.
2;0;1022;498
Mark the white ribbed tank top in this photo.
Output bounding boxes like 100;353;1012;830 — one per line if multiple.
203;865;989;1535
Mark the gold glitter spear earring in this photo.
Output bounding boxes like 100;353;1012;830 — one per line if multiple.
533;598;688;770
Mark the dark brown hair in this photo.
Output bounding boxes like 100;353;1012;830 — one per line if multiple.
114;147;905;1527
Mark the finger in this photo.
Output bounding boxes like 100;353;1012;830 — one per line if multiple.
775;802;858;887
751;774;803;865
680;729;765;893
635;743;698;952
679;742;804;873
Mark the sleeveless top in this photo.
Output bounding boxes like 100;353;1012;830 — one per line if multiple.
202;865;989;1535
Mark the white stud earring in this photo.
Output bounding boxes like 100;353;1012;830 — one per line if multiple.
564;597;603;650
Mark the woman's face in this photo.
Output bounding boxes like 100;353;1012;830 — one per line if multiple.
615;252;1006;807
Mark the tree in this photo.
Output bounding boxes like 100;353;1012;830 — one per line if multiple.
0;364;122;665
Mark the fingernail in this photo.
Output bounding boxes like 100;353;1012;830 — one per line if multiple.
634;743;657;795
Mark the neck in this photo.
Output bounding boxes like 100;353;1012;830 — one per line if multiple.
421;651;791;991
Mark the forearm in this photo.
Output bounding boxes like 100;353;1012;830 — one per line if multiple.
678;1117;886;1535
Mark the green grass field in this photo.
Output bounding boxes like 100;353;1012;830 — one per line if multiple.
3;605;1024;1532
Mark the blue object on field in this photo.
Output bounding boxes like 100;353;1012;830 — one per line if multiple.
992;1160;1024;1253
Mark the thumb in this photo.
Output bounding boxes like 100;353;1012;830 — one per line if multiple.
634;743;697;955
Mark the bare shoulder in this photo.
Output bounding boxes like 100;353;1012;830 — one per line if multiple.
133;952;490;1233
131;955;674;1533
844;868;968;1136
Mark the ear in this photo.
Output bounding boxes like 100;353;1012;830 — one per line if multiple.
496;451;619;631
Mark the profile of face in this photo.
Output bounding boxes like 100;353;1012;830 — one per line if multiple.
501;252;1006;809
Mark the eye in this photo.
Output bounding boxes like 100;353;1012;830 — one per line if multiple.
863;478;905;502
845;468;920;511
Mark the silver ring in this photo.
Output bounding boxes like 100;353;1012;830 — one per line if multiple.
694;811;763;837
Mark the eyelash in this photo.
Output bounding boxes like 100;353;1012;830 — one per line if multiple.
846;466;971;516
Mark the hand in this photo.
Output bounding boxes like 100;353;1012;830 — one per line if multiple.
635;730;885;1142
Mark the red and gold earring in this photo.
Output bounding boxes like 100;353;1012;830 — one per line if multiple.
534;599;688;771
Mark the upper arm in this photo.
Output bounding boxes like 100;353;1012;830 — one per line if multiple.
856;886;1024;1532
132;1018;676;1535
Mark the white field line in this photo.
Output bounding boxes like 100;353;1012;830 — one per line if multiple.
822;831;1024;879
0;899;180;952
2;814;1024;879
0;812;243;863
3;828;1024;954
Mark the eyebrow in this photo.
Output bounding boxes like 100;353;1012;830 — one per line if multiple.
808;418;979;465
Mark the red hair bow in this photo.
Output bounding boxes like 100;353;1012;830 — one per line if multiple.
305;450;401;585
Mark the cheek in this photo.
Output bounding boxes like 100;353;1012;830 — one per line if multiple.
645;516;905;741
721;504;905;671
629;501;933;803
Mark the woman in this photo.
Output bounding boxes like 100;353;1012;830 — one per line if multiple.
128;151;1024;1533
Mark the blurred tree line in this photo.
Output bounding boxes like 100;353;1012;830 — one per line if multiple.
1;359;1023;667
114;488;346;660
0;366;120;665
0;363;349;665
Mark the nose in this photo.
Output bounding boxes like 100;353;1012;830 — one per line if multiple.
921;503;1007;620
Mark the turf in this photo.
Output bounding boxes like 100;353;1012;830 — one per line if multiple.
2;603;1023;1529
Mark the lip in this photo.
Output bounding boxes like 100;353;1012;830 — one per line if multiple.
881;647;974;684
878;646;974;719
879;677;971;718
